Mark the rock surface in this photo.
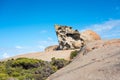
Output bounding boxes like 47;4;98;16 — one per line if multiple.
81;30;101;43
55;25;84;50
45;45;58;52
47;39;120;80
55;25;101;50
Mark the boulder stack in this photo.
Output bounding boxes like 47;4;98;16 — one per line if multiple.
55;25;101;50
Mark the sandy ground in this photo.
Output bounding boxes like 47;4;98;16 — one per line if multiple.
47;39;120;80
5;50;74;61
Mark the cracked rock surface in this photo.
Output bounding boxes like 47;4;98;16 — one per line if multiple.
55;25;101;50
47;39;120;80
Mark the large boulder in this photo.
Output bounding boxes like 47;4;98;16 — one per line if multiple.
55;25;84;50
47;39;120;80
81;30;101;43
55;25;101;50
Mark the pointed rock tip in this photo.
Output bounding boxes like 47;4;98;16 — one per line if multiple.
54;24;60;30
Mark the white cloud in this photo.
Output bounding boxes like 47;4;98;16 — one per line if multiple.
80;19;120;39
15;46;23;49
38;37;57;45
0;37;57;59
2;53;10;58
38;45;45;50
38;37;58;50
48;37;53;41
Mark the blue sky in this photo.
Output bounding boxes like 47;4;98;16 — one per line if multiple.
0;0;120;59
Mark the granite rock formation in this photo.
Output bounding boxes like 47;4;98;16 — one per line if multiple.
47;39;120;80
55;25;84;50
81;30;101;43
55;25;101;50
45;45;58;52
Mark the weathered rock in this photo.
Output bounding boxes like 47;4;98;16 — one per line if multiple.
55;25;84;50
47;39;120;80
55;25;101;50
45;45;58;52
81;30;101;43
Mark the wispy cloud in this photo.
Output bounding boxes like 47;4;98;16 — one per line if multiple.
2;53;10;58
15;46;23;49
37;45;45;50
38;37;58;50
0;39;57;59
80;19;120;39
48;37;53;41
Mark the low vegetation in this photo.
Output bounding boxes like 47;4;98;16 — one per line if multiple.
51;57;69;69
0;57;69;80
70;50;79;59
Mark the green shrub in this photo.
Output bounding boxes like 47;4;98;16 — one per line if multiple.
0;57;70;80
0;73;8;80
17;76;26;80
11;72;20;77
11;58;42;69
51;57;69;69
70;50;79;59
34;63;57;80
0;64;6;73
32;74;43;80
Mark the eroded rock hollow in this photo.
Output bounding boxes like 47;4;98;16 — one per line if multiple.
55;25;101;50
